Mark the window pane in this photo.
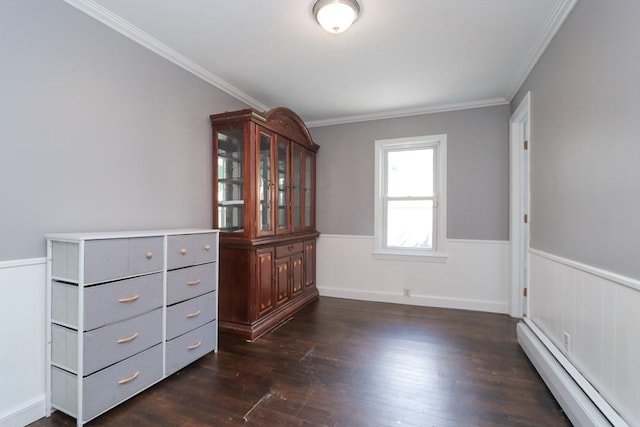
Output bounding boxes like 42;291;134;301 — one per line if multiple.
217;128;244;232
387;149;433;197
277;141;288;229
258;133;272;232
386;200;433;249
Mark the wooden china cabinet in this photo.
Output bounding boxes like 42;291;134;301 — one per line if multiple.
210;107;319;341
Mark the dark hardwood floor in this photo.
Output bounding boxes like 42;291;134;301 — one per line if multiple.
31;297;571;426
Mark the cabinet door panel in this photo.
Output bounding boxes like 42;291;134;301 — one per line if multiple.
275;258;289;306
257;249;274;316
304;240;315;288
291;253;304;298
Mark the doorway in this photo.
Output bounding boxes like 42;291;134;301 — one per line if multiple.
509;92;531;318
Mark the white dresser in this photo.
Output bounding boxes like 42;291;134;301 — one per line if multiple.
45;229;219;425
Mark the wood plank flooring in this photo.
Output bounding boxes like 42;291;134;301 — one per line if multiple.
31;297;571;426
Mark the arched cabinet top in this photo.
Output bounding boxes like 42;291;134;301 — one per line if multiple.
210;107;319;152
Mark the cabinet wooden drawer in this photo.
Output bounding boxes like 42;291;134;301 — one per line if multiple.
51;344;163;422
166;292;216;341
52;308;162;376
52;272;162;331
167;233;218;270
165;321;217;375
275;242;304;258
51;237;163;284
167;263;217;305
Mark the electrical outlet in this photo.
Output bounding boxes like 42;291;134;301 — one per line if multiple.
403;288;411;297
563;332;570;353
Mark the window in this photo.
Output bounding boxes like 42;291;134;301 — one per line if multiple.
374;134;447;261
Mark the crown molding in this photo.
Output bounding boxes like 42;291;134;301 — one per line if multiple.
507;0;579;101
304;97;510;128
64;0;270;112
64;0;574;129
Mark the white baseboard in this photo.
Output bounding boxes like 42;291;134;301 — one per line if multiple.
517;322;618;427
0;396;45;427
318;287;508;314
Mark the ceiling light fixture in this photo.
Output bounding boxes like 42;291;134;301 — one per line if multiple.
313;0;360;34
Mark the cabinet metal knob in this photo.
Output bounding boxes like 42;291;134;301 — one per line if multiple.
180;248;187;255
204;244;211;251
145;252;153;259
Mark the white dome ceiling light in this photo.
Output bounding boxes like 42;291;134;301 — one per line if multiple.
313;0;361;34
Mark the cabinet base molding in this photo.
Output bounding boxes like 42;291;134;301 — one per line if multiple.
219;289;318;341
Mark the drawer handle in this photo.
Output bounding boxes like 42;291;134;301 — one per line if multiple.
186;310;201;318
204;244;211;251
180;248;187;255
187;341;202;350
145;251;153;259
118;371;140;385
117;332;139;344
186;279;201;286
118;294;139;303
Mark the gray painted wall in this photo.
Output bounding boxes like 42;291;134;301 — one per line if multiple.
0;1;247;261
513;0;640;280
310;105;510;240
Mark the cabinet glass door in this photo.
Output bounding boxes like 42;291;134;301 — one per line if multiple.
217;128;244;232
304;151;314;229
276;137;289;234
292;144;303;232
257;129;274;235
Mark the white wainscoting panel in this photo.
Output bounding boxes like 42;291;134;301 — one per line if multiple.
0;258;47;427
316;235;510;314
528;249;640;426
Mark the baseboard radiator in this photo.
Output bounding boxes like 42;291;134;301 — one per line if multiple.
517;319;627;427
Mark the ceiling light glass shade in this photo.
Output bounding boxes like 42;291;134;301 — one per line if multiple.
313;0;360;34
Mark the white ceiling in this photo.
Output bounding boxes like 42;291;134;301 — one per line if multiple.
66;0;576;126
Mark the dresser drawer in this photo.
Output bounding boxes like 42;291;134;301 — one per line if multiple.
167;263;217;305
51;344;163;422
166;292;216;341
165;321;217;375
167;233;218;270
84;237;163;284
51;237;163;284
52;308;162;375
52;272;162;330
275;242;304;258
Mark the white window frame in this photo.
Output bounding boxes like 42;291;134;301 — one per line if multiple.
374;134;447;262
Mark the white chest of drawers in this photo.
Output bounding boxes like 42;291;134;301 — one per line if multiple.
45;229;219;426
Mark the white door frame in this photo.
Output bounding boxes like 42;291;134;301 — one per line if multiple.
509;91;531;318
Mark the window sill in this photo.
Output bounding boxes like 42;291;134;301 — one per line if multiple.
372;251;448;263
